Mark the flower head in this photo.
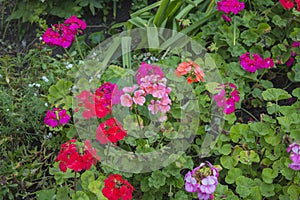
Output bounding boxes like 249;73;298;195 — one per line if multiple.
96;118;127;144
240;52;274;73
287;142;300;170
102;174;134;200
175;60;205;84
44;108;70;128
56;139;99;172
184;162;219;200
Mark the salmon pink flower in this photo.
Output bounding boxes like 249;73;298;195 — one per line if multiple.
175;61;192;77
121;93;133;107
133;90;146;105
175;60;205;84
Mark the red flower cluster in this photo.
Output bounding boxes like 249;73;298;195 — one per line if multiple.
175;60;205;84
56;139;100;172
42;16;86;48
76;82;122;119
96;118;127;144
279;0;300;11
102;174;134;200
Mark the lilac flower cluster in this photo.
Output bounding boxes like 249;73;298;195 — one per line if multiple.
121;62;172;122
217;0;245;22
44;108;71;128
214;83;240;114
240;52;274;73
184;162;219;200
287;142;300;170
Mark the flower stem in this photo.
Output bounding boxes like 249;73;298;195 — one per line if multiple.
74;172;77;194
75;35;84;60
240;107;259;122
106;142;111;164
233;15;237;46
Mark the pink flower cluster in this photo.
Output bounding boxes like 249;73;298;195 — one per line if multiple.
184;162;219;200
217;0;245;22
42;16;86;48
121;62;172;121
287;142;300;170
214;83;240;114
44;108;71;128
286;41;300;67
240;52;274;73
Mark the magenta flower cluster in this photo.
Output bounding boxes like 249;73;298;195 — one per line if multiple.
44;108;71;128
286;41;300;67
214;83;240;114
240;52;274;73
217;0;245;22
184;162;219;200
121;62;172;122
287;142;300;171
42;16;86;48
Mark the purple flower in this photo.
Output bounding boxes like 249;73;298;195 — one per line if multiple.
221;14;231;22
240;52;274;73
287;143;300;171
44;108;71;128
58;109;71;125
217;0;245;15
213;83;240;115
44;110;59;128
184;162;219;200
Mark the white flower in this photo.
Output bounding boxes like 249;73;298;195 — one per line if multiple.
0;74;2;78
66;63;73;69
42;76;49;82
45;103;48;107
35;83;40;87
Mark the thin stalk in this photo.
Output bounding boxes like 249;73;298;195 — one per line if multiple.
106;142;111;163
134;106;142;130
113;0;117;20
75;36;84;60
240;107;259;122
74;172;77;193
233;15;237;46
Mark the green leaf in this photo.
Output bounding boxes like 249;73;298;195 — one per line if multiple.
287;185;300;199
239;150;260;165
71;191;90;200
225;168;242;184
219;144;232;155
249;122;273;136
47;79;73;109
272;15;287;28
36;189;56;200
262;168;278;184
292;63;300;81
174;191;189;200
229;124;249;143
88;180;106;199
262;88;292;101
57;187;74;200
264;133;281;146
220;155;238;169
292;88;300;99
81;171;95;190
235;176;253;198
260;182;275;197
148;170;166;189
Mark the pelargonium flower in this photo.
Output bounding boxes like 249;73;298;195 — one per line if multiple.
184;162;220;200
217;0;245;14
64;15;86;34
287;142;300;170
279;0;299;10
76;82;122;119
213;83;240;115
96;118;127;144
102;174;134;200
175;60;205;84
135;62;165;84
44;108;71;128
42;16;86;48
56;139;99;172
240;52;274;73
286;41;299;67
